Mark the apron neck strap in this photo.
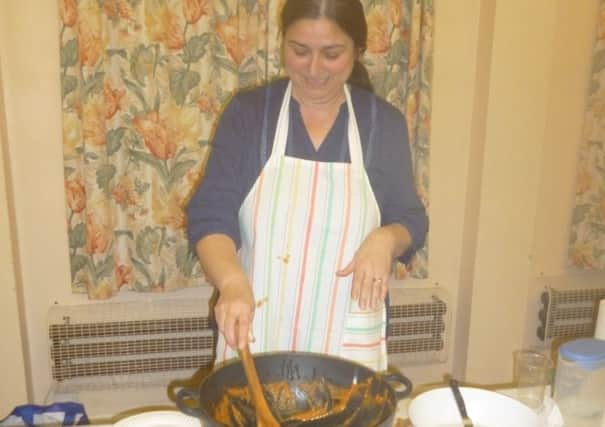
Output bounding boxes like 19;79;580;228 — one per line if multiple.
270;81;364;167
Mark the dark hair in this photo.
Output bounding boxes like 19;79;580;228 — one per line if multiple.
281;0;373;92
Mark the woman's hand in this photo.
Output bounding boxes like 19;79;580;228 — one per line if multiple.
337;225;411;310
214;279;256;350
195;234;256;350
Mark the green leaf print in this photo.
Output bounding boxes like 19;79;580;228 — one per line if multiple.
96;164;117;195
168;159;196;189
176;243;197;277
134;178;150;195
115;229;134;239
131;257;153;287
129;150;168;182
84;151;99;163
130;44;155;86
590;222;605;234
170;69;201;106
61;75;78;99
70;254;88;279
96;254;114;280
107;127;127;156
213;56;238;74
61;39;79;68
593;49;605;74
181;34;211;64
572;204;592;225
82;71;105;99
107;49;128;59
123;78;150;111
69;223;86;250
136;226;162;264
389;39;408;65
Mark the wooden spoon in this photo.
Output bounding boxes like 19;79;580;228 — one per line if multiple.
238;345;280;427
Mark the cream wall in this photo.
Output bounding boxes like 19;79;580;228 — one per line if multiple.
0;0;604;404
465;0;605;383
0;60;30;414
0;0;82;403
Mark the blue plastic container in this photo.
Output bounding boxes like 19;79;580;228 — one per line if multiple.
554;338;605;427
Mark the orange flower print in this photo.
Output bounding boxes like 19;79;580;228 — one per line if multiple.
85;210;112;255
88;279;115;299
66;178;86;214
183;0;210;25
115;264;133;288
165;101;202;149
599;197;605;222
112;175;138;207
153;190;186;229
82;96;106;146
394;261;408;280
165;11;186;50
576;168;593;195
389;0;402;27
186;167;202;188
62;111;82;157
215;16;247;65
145;3;185;50
78;20;104;67
59;0;78;27
407;9;422;71
366;9;390;54
196;91;220;114
599;6;605;41
104;81;126;120
133;111;176;160
570;244;596;269
104;0;134;20
151;283;165;292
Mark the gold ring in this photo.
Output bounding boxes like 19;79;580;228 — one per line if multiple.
373;277;383;284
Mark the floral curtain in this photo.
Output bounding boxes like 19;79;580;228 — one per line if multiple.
569;0;605;270
59;0;432;300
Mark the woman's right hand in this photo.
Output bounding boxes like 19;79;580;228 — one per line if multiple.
214;280;255;350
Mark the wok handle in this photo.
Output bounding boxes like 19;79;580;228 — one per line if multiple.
175;387;202;418
382;371;413;401
174;387;218;425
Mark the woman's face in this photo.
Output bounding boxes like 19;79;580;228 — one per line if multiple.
283;17;357;104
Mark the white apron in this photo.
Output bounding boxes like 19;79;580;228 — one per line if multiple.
215;82;388;371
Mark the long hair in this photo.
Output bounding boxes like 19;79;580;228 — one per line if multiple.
281;0;373;92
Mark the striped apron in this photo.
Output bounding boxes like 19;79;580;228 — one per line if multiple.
215;82;388;371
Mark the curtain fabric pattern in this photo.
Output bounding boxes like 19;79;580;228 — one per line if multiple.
569;0;605;270
59;0;432;299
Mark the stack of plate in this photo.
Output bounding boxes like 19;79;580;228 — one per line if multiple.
113;410;201;427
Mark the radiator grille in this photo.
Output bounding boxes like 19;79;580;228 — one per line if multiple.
387;287;449;366
537;286;605;341
48;287;449;389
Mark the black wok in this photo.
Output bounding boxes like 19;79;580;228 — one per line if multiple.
172;351;412;427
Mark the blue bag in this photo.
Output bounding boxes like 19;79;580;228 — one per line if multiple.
0;402;89;426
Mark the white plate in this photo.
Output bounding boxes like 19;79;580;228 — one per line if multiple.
113;410;201;427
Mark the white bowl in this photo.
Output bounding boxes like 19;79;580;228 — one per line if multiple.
408;386;540;427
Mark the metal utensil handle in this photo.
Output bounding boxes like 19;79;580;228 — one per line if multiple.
450;379;470;419
381;371;413;400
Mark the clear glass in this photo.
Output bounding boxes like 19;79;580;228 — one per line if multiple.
513;349;553;411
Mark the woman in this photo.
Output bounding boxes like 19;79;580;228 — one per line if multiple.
186;0;428;372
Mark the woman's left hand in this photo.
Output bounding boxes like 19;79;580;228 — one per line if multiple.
336;227;395;310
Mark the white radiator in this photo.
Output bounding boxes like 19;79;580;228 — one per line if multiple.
537;286;605;343
45;285;450;417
